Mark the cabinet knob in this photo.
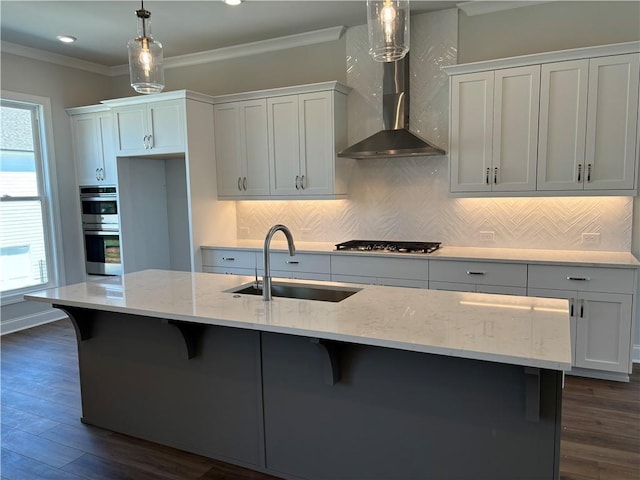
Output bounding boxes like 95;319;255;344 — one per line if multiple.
148;134;153;149
587;163;592;182
222;257;235;261
237;177;242;191
286;260;299;265
243;176;247;191
577;164;582;182
494;167;498;184
466;271;486;275
567;276;590;281
96;168;100;180
300;175;305;190
485;168;490;185
295;175;300;190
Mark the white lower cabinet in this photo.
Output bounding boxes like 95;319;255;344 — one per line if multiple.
258;252;331;281
330;255;428;288
202;248;257;276
528;265;635;374
429;260;527;296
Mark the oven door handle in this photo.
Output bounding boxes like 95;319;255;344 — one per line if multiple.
80;196;117;201
83;230;120;236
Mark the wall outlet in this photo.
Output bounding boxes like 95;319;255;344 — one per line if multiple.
479;231;495;242
581;232;601;245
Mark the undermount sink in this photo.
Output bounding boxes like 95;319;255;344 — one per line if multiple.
227;281;361;303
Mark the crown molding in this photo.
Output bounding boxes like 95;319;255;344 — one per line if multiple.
442;41;640;76
3;26;347;78
1;41;111;76
457;1;549;16
109;25;346;76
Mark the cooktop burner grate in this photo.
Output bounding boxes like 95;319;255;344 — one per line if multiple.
335;240;441;254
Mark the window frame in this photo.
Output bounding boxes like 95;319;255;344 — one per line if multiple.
0;91;65;304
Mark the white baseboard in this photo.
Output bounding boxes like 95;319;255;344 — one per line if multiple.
634;344;640;364
0;309;67;335
567;367;630;383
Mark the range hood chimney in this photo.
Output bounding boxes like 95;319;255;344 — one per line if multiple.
338;55;446;159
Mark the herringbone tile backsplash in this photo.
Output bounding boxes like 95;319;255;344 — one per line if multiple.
236;9;633;252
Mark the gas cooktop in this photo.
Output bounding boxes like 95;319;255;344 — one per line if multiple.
335;240;441;254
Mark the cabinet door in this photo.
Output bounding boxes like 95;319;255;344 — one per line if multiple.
575;291;632;373
450;72;494;193
537;60;589;191
240;99;270;196
214;103;243;197
492;65;539;192
584;53;640;191
97;112;117;185
147;100;185;154
113;105;148;155
268;95;300;196
298;91;334;196
71;114;102;185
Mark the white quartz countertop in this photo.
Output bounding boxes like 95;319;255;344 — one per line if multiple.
203;240;640;268
26;270;572;371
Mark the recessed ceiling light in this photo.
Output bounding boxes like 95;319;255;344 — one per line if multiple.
223;0;242;5
56;35;77;44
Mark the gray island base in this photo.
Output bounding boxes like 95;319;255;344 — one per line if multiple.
59;305;562;480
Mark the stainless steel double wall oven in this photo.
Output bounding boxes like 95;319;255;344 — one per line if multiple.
80;186;122;275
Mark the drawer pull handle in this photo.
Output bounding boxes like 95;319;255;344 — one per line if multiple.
286;260;299;264
222;257;235;261
567;276;590;281
466;271;486;275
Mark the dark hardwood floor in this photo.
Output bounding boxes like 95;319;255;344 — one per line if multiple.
1;319;638;480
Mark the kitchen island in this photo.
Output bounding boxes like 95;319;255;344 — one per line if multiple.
26;270;571;480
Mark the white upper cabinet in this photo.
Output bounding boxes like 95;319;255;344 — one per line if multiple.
537;60;589;191
109;99;185;156
538;54;639;192
214;99;270;198
450;65;539;193
68;107;117;186
268;95;300;196
450;72;494;193
584;53;639;191
445;42;640;197
213;82;351;200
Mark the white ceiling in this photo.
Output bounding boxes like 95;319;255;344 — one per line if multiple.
0;1;459;67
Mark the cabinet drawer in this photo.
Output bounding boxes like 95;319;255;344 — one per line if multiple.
265;252;330;274
331;255;428;281
528;265;635;294
333;274;427;289
429;260;527;287
203;266;255;276
202;249;256;270
269;270;331;281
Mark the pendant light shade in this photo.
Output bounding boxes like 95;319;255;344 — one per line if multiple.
128;2;164;94
366;0;410;62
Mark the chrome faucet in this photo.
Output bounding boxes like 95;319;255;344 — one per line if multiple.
263;224;296;301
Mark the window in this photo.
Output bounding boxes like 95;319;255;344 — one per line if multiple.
0;93;62;300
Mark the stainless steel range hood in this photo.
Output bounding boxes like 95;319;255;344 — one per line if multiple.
338;55;445;159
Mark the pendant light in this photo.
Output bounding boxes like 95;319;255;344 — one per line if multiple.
128;0;165;94
366;0;410;62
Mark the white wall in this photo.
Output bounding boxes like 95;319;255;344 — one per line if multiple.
109;36;347;99
0;52;112;332
458;1;640;63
